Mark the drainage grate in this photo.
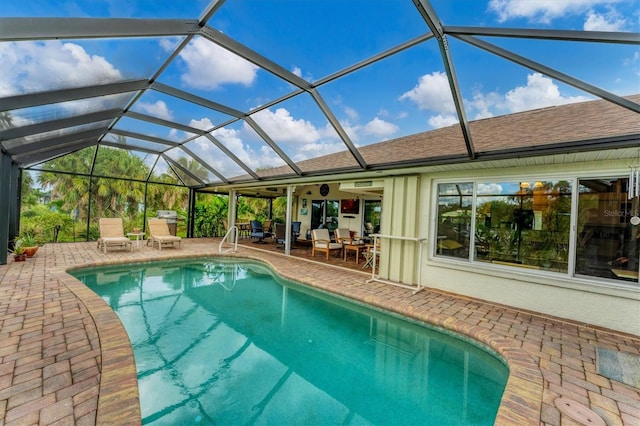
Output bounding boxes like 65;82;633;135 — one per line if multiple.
554;397;605;426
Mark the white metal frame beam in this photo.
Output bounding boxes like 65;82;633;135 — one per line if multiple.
0;17;199;41
0;79;147;112
0;109;122;141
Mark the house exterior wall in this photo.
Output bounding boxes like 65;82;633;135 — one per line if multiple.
378;176;421;284
416;158;640;335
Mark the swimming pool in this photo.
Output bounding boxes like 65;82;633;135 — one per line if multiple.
73;257;508;425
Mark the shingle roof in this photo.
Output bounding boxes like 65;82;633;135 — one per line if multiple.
256;94;639;179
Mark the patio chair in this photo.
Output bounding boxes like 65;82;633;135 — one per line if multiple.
250;220;272;243
362;243;380;269
334;228;354;245
292;221;301;242
147;218;181;250
365;222;374;235
274;223;287;249
97;218;132;254
311;228;343;260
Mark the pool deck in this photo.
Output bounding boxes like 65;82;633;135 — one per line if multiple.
0;238;639;425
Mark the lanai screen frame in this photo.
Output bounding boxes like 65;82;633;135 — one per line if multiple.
0;1;639;264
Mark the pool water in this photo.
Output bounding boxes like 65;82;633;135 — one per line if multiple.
73;258;508;425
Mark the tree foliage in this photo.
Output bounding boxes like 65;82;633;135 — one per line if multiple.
21;144;287;242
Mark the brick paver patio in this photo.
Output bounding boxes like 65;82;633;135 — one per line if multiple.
1;238;638;425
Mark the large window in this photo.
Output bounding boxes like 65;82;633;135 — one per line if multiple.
435;176;639;284
474;180;572;271
435;183;473;260
576;178;639;281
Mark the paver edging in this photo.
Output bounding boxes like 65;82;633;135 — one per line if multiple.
50;267;141;425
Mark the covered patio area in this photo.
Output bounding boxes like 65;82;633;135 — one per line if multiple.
0;239;639;424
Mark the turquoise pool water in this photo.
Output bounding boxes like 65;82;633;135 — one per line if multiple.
73;258;507;425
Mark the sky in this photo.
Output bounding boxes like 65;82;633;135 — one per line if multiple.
1;0;639;181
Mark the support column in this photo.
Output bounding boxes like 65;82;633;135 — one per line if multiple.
229;190;237;242
284;185;293;255
187;188;195;238
0;153;17;265
10;166;21;244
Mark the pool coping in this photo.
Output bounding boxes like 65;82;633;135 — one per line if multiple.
56;249;543;425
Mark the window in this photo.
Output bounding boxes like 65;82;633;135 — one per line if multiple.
311;200;339;232
576;177;639;281
435;183;472;260
434;176;639;285
474;180;571;272
363;200;382;238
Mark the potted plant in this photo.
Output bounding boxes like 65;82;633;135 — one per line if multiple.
19;233;39;257
11;240;26;262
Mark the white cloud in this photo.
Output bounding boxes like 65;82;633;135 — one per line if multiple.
291;65;313;82
398;71;456;114
135;100;173;121
362;117;399;138
428;114;459;128
159;37;181;52
189;117;214;131
502;73;588;113
624;51;639;67
468;90;504;119
340;121;362;143
249;108;321;144
0;41;121;97
583;8;627;30
344;106;359;121
477;183;504;195
488;0;621;24
179;37;259;90
401;72;589;128
292;141;346;162
212;126;259;168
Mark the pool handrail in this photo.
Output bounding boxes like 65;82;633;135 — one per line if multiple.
219;226;239;254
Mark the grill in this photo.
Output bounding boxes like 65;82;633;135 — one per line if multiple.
156;210;178;236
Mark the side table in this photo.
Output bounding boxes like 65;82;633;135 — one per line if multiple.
127;232;144;248
343;243;367;264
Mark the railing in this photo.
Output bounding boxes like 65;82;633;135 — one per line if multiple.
219;226;239;254
366;234;428;294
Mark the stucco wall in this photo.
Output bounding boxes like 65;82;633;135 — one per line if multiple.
423;261;640;335
417;159;640;336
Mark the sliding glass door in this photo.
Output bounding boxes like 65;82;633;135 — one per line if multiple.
311;200;339;232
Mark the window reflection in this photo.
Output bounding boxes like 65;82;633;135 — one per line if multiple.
577;178;639;281
474;180;571;271
435;183;472;259
435;177;640;284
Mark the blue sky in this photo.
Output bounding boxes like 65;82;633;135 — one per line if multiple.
1;0;639;180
